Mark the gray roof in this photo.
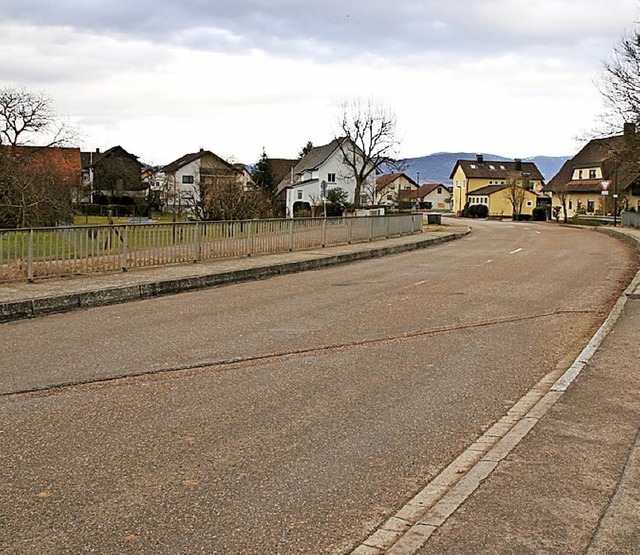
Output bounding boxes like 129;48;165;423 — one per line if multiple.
163;150;236;174
468;185;508;196
450;159;544;182
294;138;342;174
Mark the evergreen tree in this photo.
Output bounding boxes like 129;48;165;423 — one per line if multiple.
251;148;276;198
299;141;313;158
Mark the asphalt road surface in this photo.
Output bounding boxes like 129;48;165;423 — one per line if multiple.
1;220;636;554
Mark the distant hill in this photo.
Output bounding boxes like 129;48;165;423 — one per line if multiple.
396;152;570;185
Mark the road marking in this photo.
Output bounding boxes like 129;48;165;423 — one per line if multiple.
414;280;428;286
475;259;493;267
509;248;523;255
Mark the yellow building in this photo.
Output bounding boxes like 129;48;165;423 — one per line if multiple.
544;124;640;219
467;185;539;218
450;155;546;217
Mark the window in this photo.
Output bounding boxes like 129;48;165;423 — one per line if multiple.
587;200;595;212
470;164;477;169
589;169;596;179
488;164;495;170
578;170;583;179
569;200;573;210
297;190;303;200
526;200;533;207
327;173;336;183
182;175;194;184
437;187;442;195
499;165;506;170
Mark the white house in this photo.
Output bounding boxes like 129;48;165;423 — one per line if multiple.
162;149;242;213
279;138;377;217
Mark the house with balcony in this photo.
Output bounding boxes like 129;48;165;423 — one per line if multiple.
450;155;545;218
544;124;640;219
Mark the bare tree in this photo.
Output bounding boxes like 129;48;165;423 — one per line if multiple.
0;87;77;147
336;99;401;208
503;172;529;220
0;148;76;227
183;169;268;221
550;180;571;223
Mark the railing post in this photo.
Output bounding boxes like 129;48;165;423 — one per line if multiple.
122;226;128;272
195;222;202;262
322;217;327;247
288;219;294;251
348;216;353;244
28;229;34;282
369;216;374;241
246;220;253;256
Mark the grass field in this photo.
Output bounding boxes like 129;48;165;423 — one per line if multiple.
73;213;186;226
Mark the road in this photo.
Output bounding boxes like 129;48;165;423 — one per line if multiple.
1;220;636;554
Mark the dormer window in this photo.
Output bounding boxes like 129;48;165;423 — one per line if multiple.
470;164;477;169
499;165;506;170
589;169;596;179
489;165;495;170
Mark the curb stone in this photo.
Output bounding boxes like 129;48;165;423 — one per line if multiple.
0;230;469;324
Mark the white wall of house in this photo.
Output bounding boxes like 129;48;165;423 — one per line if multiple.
422;186;452;210
286;147;376;216
166;159;201;208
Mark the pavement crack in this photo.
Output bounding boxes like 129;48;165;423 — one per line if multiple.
1;308;597;400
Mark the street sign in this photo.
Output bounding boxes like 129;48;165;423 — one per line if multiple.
602;190;609;196
601;180;611;191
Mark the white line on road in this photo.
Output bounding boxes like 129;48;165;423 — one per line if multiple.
475;259;493;267
414;280;429;286
509;248;523;255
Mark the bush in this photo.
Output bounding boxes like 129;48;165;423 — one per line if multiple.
532;207;547;221
475;204;488;218
515;214;531;221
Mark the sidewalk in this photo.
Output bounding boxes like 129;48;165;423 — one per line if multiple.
0;227;468;323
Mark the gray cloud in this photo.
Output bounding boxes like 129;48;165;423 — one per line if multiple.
1;0;634;62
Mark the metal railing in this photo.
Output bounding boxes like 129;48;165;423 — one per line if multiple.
622;212;640;228
0;214;423;282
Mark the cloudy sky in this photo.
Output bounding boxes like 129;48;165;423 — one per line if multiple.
1;0;638;165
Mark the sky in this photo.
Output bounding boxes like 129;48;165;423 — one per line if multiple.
0;0;638;165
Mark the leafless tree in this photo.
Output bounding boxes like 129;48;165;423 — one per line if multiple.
183;170;268;221
0;87;78;147
335;99;401;208
503;172;528;220
549;180;571;223
0;148;75;228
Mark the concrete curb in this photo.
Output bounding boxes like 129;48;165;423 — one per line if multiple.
0;230;469;324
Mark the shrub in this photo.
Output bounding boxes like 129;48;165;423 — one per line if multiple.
532;207;547;221
475;204;489;218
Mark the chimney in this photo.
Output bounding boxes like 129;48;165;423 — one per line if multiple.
199;147;204;152
476;154;484;164
95;148;100;153
514;158;522;171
